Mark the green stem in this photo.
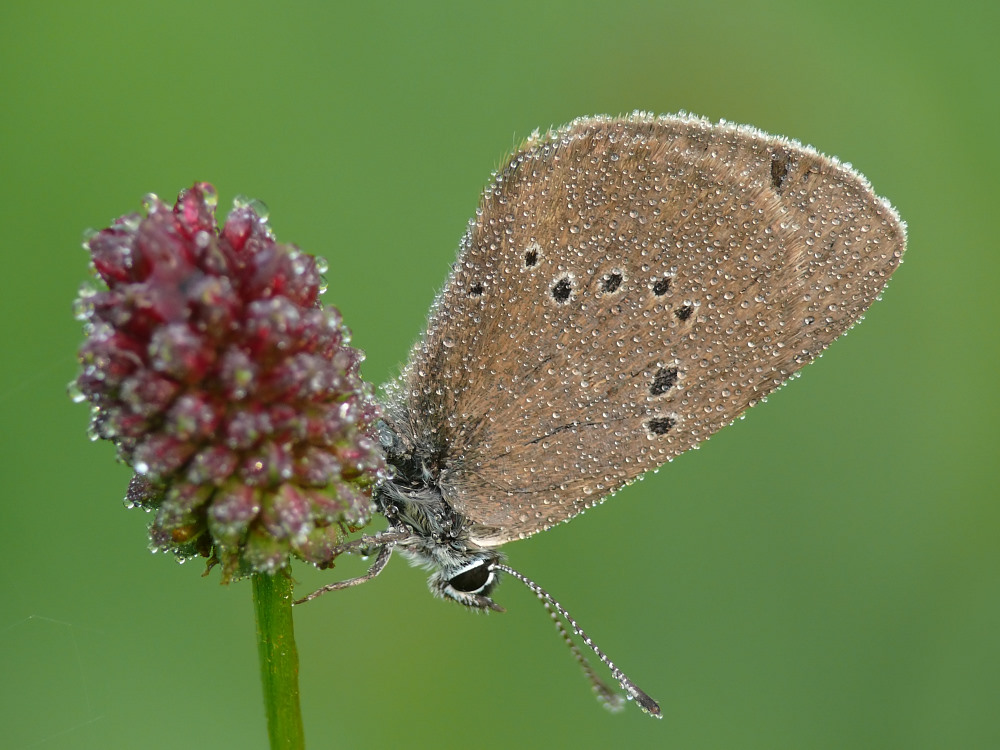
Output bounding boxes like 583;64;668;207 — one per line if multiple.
252;569;306;750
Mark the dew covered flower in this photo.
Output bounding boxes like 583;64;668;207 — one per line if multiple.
73;183;385;579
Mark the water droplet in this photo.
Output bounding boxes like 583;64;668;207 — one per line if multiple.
67;381;86;403
233;195;270;221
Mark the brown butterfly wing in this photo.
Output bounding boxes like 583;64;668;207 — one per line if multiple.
385;113;905;547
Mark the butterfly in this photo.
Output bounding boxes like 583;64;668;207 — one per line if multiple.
298;113;906;716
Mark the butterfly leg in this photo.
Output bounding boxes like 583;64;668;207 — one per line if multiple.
293;544;394;605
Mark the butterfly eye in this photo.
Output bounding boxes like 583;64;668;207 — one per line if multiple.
448;562;493;593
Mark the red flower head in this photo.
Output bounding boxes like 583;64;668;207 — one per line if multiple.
74;184;386;579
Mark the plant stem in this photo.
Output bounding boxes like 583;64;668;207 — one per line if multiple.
253;569;306;750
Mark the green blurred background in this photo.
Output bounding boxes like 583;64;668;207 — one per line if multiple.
2;2;996;748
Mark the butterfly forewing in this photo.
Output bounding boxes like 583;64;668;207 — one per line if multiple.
386;113;904;546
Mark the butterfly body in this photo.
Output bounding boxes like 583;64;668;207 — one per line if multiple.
373;421;503;610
